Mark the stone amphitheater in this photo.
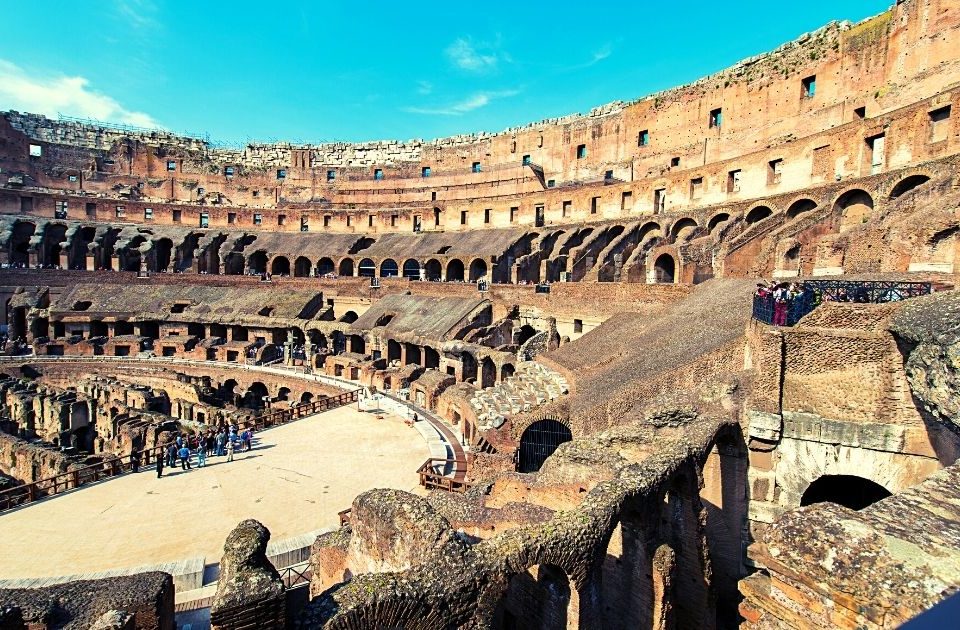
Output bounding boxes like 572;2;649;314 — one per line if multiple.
0;0;959;628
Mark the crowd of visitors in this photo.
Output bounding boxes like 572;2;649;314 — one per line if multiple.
151;425;255;478
754;281;814;326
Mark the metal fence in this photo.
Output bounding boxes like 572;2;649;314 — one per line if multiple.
752;280;933;327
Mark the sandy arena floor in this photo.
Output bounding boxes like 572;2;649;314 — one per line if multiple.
0;405;428;580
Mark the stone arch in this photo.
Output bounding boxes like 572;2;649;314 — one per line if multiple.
248;251;268;274
834;188;874;231
745;205;773;225
224;252;245;275
243;381;269;409
889;174;930;199
339;311;358;324
338;257;354;276
42;223;68;267
517;418;573;473
480;356;496;389
316;257;335;276
500;362;515;381
379;258;399;278
707;213;730;233
9;221;36;265
461;351;478;383
358;258;376;278
494;564;579;629
300;391;314;404
277;386;291;402
652;253;676;284
468;258;487;282
294;256;312;277
446;259;465;282
800;474;891;510
402;258;421;280
670;217;698;240
387;339;402;363
786;198;818;219
154;238;173;272
271;256;290;276
424;346;440;369
424;259;442;281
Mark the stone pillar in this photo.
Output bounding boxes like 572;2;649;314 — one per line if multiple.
210;520;285;630
86;254;96;271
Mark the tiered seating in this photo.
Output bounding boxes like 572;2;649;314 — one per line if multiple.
469;361;568;429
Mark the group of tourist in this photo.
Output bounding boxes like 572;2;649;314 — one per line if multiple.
151;426;255;478
754;281;814;326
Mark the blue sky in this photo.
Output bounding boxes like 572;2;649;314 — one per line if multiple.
0;1;890;144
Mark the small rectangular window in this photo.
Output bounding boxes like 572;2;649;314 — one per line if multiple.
562;200;571;217
727;169;742;193
227;212;236;224
224;166;235;177
167;160;177;172
144;208;154;220
54;201;68;219
278;214;286;226
638;130;650;146
576;144;587;159
522;154;531;165
670;156;680;167
323;215;331;227
768;159;783;185
327;170;336;181
173;209;182;223
374;168;383;180
461;210;468;225
709;108;722;128
574;319;583;333
302;216;310;232
547;179;556;188
472;161;481;173
421;166;431;177
854;106;866;119
510;206;518;222
253;213;262;225
690;177;703;199
390;214;398;227
929;105;951;143
621;191;633;211
484;208;491;224
431;191;437;201
276;169;287;179
604;170;614;180
802;75;816;99
29;144;41;157
85;202;96;218
590;196;599;214
115;205;125;218
199;212;209;228
67;175;78;183
368;214;374;227
347;215;353;227
252;190;260;198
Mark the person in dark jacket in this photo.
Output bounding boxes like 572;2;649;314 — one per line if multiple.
156;451;164;478
130;450;140;473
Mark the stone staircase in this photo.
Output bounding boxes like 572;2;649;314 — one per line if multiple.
469;361;569;430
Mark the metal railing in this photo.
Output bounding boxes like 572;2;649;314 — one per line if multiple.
0;389;359;514
279;561;312;589
752;280;933;327
417;458;471;493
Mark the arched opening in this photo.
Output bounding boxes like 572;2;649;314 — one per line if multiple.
890;174;930;199
745;205;773;224
423;259;442;281
277;387;291;402
339;311;358;324
338;258;354;276
402;259;421;280
379;259;398;278
424;346;440;369
480;356;496;388
300;392;314;404
358;258;376;278
786;199;817;219
782;243;801;271
653;253;676;284
248;251;268;274
224;253;245;275
271;256;290;276
835;189;875;231
516;324;537;346
800;475;891;511
155;238;173;271
404;343;421;365
517;419;573;473
243;382;269;409
350;335;366;354
461;352;477;383
670;218;698;240
495;564;577;629
387;339;402;363
468;258;487;282
10;222;36;266
42;224;67;267
446;259;465;282
501;363;515;381
294;256;312;277
317;257;335;276
707;213;730;233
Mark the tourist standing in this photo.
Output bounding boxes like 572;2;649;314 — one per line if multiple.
178;444;192;470
197;439;207;467
130;450;140;473
226;438;235;462
156;452;164;478
166;443;178;468
773;284;789;326
217;430;226;456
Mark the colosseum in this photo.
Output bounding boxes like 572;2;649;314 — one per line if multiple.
0;0;959;627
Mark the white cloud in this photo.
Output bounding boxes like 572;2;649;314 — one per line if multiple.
113;0;159;30
0;60;162;128
404;89;520;116
445;38;500;72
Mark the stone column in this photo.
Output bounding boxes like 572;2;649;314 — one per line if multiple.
210;520;285;630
